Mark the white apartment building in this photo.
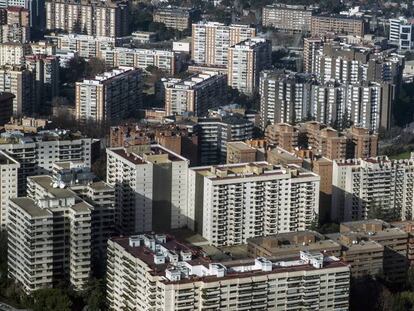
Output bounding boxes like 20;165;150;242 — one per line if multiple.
0;24;30;44
228;38;272;95
106;144;189;234
0;151;19;229
262;4;314;32
191;22;256;66
75;67;143;123
188;162;320;246
0;130;93;195
164;71;227;116
45;34;129;59
259;70;314;128
107;234;350;311
332;156;414;222
100;47;178;75
0;43;30;66
389;17;414;51
8;176;92;293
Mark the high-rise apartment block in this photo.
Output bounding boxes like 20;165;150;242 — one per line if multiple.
45;34;128;59
0;92;14;125
100;47;178;75
332;156;414;222
0;130;93;195
25;54;59;114
153;6;193;31
265;123;299;152
0;65;33;115
0;43;30;66
311;15;367;37
107;234;350;311
303;37;324;73
8;175;92;293
164;71;227;116
262;4;314;32
226;141;258;164
0;24;30;43
75;67;143;123
389;17;414;51
106;144;189;234
45;0;129;37
191;22;256;66
188;162;320;246
0;151;19;229
228;38;272;94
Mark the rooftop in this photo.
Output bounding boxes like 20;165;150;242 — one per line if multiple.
10;198;51;218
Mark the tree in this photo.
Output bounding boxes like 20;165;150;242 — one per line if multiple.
83;279;106;311
30;288;72;311
86;58;107;78
61;56;87;84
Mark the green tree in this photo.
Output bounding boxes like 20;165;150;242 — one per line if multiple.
30;288;72;311
84;279;106;311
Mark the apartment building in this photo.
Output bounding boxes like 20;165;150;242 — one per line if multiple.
0;65;33;115
191;22;256;66
228;38;271;95
0;43;30;66
5;117;50;133
109;123;199;165
265;123;299;152
106;144;189;234
188;162;320;246
107;234;350;311
389;17;414;51
391;221;414;267
226;141;257;164
311;15;367;37
153;7;193;31
3;6;29;26
340;220;408;283
0;92;14;125
76;67;142;123
25;54;59;114
0;130;93;195
164;71;227;116
303;37;324;73
45;0;129;37
248;230;342;259
0;151;19;229
0;24;29;43
259;70;314;127
100;47;178;75
46;34;128;59
332;156;414;222
8;175;93;293
262;4;314;32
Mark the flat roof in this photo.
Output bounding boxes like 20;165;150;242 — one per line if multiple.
10;197;51;218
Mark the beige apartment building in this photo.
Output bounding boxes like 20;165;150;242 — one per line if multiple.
191;22;256;66
107;234;350;311
153;7;192;31
0;151;19;229
265;123;299;152
0;43;30;66
45;0;129;37
311;15;367;37
262;4;314;32
164;71;227;116
76;67;142;123
226;141;257;164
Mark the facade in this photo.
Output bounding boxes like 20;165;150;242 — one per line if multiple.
311;15;367;37
0;151;19;229
25;54;59;114
191;22;256;66
0;43;30;66
0;130;93;195
228;38;271;95
106;144;189;234
0;65;33;115
303;37;324;73
188;162;320;246
8;175;93;293
76;67;142;123
100;47;178;75
107;234;350;311
0;24;29;43
332;156;414;222
45;0;129;37
153;7;192;31
262;4;314;32
45;34;128;59
389;17;414;51
340;220;408;283
164;72;227;116
226;141;257;164
265;123;299;152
